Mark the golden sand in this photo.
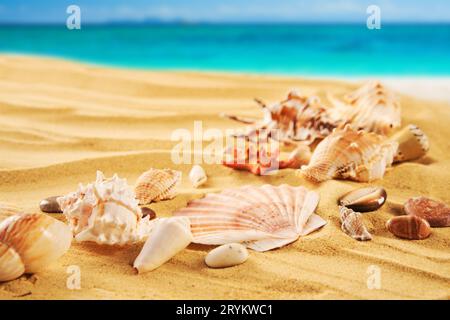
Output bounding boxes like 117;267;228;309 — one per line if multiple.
0;55;449;299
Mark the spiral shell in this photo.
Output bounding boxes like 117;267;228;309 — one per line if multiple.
0;213;72;282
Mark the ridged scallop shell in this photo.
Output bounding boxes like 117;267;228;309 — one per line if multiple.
339;206;372;241
300;125;398;182
135;168;182;205
0;213;72;282
58;171;153;245
390;124;429;162
173;184;327;252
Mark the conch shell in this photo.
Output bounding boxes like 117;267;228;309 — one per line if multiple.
135;168;182;205
0;213;72;282
133;217;192;273
189;165;207;188
390;124;429;162
300;125;398;182
58;171;153;245
339;206;372;241
328;81;401;135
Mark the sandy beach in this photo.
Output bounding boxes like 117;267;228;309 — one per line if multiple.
0;54;449;300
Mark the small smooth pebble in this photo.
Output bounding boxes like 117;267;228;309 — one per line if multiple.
39;196;62;213
339;187;387;212
141;207;157;220
386;215;431;240
404;196;450;227
205;243;249;268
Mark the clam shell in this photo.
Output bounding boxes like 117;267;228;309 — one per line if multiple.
386;215;431;240
0;213;72;282
173;184;327;252
339;187;387;212
189;165;207;188
404;197;449;227
133;217;192;273
339;206;372;241
58;171;153;245
300;125;398;182
135;168;182;205
391;124;429;162
205;243;249;268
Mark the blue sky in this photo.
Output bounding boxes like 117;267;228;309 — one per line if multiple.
0;0;449;23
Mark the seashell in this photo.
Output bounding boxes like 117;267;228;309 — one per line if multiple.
189;165;207;188
0;213;72;282
339;187;387;212
404;196;450;227
39;196;62;213
328;81;401;135
390;124;429;162
386;215;431;240
141;207;157;220
205;243;249;268
58;171;153;245
339;206;372;241
135;168;182;205
0;202;23;222
300;125;398;182
133;217;192;273
173;184;327;252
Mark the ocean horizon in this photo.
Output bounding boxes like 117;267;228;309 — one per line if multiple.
1;23;450;76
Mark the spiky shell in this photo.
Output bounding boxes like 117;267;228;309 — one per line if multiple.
300;125;398;182
173;184;326;252
0;213;72;282
390;124;429;162
135;168;182;205
329;81;401;135
339;206;372;241
58;171;153;245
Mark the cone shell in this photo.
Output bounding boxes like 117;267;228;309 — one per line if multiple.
300;125;398;182
135;168;182;205
133;217;192;273
339;206;372;241
0;213;72;282
173;184;327;252
189;165;207;188
58;171;153;245
391;124;429;162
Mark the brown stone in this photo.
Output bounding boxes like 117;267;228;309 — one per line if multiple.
141;207;156;220
386;215;431;240
404;196;450;227
339;186;387;212
39;196;62;213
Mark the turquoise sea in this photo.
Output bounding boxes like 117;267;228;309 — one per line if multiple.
1;24;449;76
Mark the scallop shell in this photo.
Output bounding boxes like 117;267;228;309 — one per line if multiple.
390;124;429;162
58;171;153;245
133;217;192;273
173;184;327;252
0;213;72;282
135;168;182;205
339;206;372;241
300;125;398;182
189;165;207;188
329;81;401;135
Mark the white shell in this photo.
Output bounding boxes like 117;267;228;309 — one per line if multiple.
205;243;249;268
0;213;72;282
173;184;327;252
189;165;207;188
133;217;192;273
57;171;153;245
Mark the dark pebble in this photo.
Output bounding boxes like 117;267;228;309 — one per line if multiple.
141;207;156;220
39;196;62;213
